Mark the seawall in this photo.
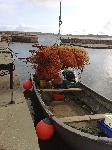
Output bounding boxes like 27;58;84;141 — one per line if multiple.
61;37;112;48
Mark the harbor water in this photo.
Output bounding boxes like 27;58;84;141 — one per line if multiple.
10;34;112;101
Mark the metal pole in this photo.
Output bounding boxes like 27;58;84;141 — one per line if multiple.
58;1;62;45
9;63;15;104
59;1;62;36
10;63;13;89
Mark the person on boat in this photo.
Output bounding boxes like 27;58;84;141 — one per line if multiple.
62;67;78;82
62;67;78;88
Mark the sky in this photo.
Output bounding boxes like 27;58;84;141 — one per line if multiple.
0;0;112;35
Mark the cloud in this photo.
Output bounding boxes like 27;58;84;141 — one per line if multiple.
15;24;57;32
1;0;112;35
103;22;112;31
0;24;15;31
0;3;17;14
26;0;76;7
1;22;112;35
100;21;112;35
0;24;58;33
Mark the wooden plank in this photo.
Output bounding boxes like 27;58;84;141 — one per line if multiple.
59;114;109;123
89;114;107;120
50;101;65;105
38;88;82;92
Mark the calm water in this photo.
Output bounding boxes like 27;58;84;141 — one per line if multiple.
10;35;112;100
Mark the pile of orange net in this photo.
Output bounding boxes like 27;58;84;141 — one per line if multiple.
29;46;89;83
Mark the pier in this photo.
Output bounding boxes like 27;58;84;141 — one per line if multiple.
1;32;38;43
12;34;38;43
0;41;40;150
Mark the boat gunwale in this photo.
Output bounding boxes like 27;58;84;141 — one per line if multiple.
78;82;112;113
79;82;112;104
33;84;112;144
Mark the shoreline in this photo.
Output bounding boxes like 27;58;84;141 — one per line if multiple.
69;43;112;49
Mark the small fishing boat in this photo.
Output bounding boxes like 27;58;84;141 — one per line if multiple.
29;2;112;149
32;75;112;150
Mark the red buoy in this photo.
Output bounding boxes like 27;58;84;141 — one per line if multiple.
35;118;54;140
23;80;33;90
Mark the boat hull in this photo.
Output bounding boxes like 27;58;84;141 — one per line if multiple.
33;82;112;150
53;117;112;150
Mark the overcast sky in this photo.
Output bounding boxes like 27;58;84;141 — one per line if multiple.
0;0;112;35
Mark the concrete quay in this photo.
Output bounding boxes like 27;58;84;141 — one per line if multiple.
0;41;40;150
0;101;40;150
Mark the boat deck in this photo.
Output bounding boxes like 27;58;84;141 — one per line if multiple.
41;92;106;136
49;98;89;118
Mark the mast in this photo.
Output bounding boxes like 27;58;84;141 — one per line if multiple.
59;1;62;36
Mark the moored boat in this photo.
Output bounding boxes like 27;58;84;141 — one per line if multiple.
28;33;112;149
28;2;112;148
32;76;112;150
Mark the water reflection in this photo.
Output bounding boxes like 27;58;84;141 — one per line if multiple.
10;43;35;87
81;49;112;100
10;36;112;101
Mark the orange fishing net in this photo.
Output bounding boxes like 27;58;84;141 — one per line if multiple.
29;46;89;82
